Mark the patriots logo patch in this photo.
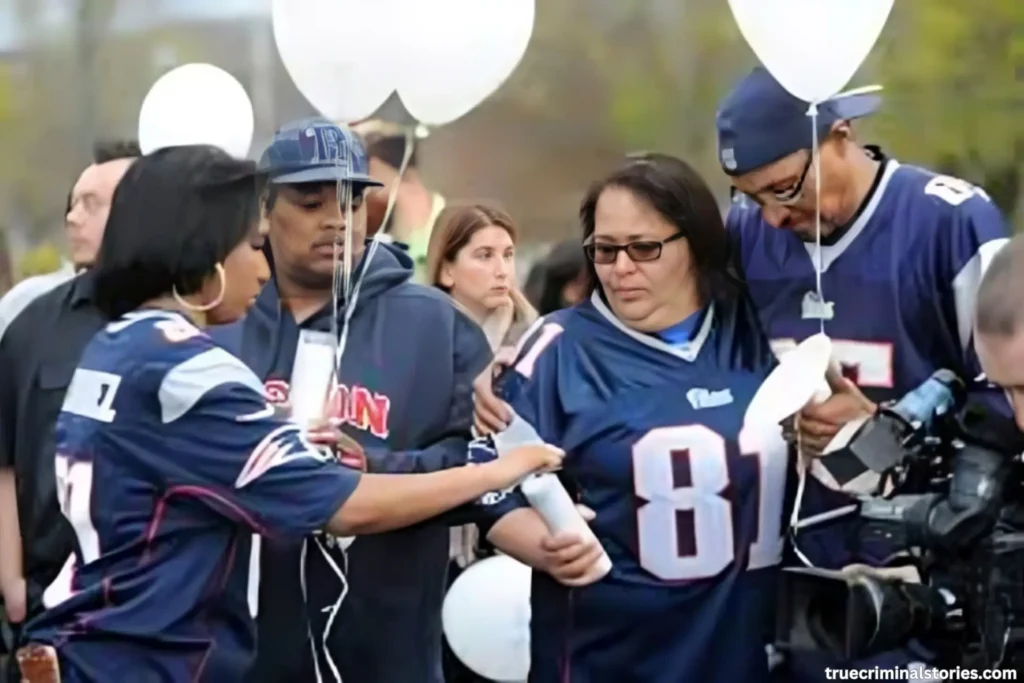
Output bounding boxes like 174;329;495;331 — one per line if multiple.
467;435;499;465
721;147;737;171
235;425;329;489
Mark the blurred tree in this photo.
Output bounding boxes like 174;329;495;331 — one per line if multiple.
5;0;123;240
465;0;753;238
498;0;1022;227
0;59;28;284
869;0;1024;227
4;0;207;242
16;242;62;279
0;229;11;294
598;0;749;162
0;62;25;183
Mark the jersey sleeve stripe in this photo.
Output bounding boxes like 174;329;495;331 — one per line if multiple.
150;485;272;538
952;237;1009;350
157;347;266;424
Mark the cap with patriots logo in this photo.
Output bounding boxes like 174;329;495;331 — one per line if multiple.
259;117;383;187
716;67;881;177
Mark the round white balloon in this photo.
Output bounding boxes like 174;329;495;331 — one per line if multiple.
272;0;398;122
397;0;535;126
138;63;255;158
727;0;894;102
745;333;833;428
442;555;531;682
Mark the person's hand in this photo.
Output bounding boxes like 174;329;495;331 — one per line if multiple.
16;644;61;683
797;366;876;456
1;574;27;623
307;420;367;472
540;506;606;587
473;349;516;435
841;563;921;584
485;444;563;490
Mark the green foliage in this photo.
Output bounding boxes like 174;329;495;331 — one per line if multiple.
17;242;63;279
0;62;28;189
522;0;1021;222
543;0;753;191
602;2;749;156
5;0;210;239
869;0;1024;225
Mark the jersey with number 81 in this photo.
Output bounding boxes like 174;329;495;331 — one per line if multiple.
485;295;791;682
495;295;789;587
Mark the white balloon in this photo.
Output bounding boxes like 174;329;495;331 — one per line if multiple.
138;63;254;159
397;0;535;126
272;0;398;122
727;0;894;102
442;555;531;682
745;333;833;428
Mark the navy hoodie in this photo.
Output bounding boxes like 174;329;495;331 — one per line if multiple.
213;241;492;683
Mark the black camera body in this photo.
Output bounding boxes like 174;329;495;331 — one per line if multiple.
777;371;1024;671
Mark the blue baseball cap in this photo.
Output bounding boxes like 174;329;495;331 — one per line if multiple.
716;67;881;177
259;117;383;187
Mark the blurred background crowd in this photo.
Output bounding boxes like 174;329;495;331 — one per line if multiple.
0;0;1019;293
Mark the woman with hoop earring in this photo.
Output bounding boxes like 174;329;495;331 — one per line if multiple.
15;145;561;683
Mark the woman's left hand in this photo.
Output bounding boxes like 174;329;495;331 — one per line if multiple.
307;420;367;472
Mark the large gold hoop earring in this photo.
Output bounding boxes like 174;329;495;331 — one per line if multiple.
172;263;226;313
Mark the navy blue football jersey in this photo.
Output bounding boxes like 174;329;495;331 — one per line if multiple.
477;293;788;683
24;310;361;683
729;159;1010;569
729;159;1009;406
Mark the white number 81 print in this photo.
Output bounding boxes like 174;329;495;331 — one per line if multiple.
632;424;788;581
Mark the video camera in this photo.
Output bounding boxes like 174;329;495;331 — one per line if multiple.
777;370;1024;671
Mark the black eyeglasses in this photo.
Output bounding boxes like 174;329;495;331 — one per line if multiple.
584;232;685;265
773;150;814;205
730;149;815;207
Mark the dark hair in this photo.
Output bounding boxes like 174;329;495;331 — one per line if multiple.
578;152;740;304
92;145;266;319
92;139;141;165
65;140;143;215
364;134;418;171
426;202;518;292
975;235;1024;337
523;261;548;311
525;239;587;315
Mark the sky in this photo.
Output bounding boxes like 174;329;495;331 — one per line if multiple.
0;0;270;50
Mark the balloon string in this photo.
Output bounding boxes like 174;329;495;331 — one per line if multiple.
330;182;341;386
380;127;417;238
329;130;356;403
315;142;382;683
809;102;824;336
789;101;828;570
344;191;354;302
329;174;354;393
332;128;416;374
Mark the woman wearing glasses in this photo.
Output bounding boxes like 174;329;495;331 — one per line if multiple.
469;153;789;682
